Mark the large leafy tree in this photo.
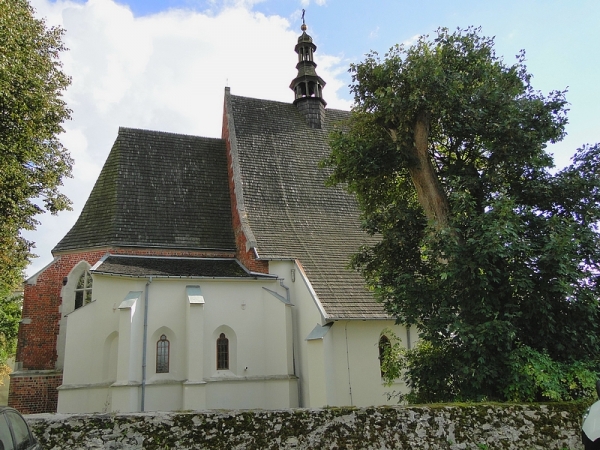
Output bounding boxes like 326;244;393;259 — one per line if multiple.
0;0;72;293
0;287;21;372
0;0;71;373
325;27;600;402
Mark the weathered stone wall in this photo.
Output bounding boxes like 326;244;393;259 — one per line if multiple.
26;403;586;449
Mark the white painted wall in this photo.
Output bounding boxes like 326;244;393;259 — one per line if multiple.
58;260;414;413
268;260;323;407
56;260;92;370
328;320;408;407
58;273;298;413
269;260;411;409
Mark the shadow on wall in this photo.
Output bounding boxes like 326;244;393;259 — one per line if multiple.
0;358;15;406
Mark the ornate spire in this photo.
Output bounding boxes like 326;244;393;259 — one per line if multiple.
290;11;326;128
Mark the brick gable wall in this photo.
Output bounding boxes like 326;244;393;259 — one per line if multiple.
222;96;269;274
17;250;108;371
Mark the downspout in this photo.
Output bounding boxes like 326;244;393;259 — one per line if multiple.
279;278;293;374
141;276;152;412
279;279;290;303
280;277;302;405
344;321;353;406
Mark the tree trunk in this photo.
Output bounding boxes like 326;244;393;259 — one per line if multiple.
403;111;451;230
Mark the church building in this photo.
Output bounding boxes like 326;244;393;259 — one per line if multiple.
9;22;412;414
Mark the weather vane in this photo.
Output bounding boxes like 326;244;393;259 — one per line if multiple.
301;9;305;25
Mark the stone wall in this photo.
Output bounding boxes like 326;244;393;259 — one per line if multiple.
26;403;586;449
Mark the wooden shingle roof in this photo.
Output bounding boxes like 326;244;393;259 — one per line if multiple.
226;92;387;319
54;95;386;319
54;128;236;253
92;255;271;278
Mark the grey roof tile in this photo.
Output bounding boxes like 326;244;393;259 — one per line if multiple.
54;96;387;319
93;255;266;278
54;128;236;252
228;94;386;319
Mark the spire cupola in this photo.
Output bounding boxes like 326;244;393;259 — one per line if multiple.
290;11;326;128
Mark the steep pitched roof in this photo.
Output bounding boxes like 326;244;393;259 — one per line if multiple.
225;92;387;319
54;128;235;253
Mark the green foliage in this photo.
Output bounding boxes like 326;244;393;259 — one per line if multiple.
325;27;600;402
379;329;405;386
0;291;21;367
504;345;598;402
0;0;72;292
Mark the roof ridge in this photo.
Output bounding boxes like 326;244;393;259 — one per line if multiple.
229;93;350;114
105;254;239;261
118;126;224;141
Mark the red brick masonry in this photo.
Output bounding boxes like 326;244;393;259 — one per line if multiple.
222;96;269;275
8;371;62;415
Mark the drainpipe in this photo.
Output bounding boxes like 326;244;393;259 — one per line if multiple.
279;279;290;304
279;278;292;373
141;276;152;412
280;277;301;404
344;321;353;406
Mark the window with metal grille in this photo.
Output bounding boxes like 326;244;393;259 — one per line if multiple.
74;270;93;309
216;333;229;370
156;334;169;373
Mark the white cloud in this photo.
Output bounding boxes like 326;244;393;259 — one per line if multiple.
368;26;380;41
402;34;420;47
24;0;348;276
300;0;326;7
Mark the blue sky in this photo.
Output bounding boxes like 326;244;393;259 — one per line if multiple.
25;0;600;276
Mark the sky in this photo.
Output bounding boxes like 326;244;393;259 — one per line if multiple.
24;0;600;277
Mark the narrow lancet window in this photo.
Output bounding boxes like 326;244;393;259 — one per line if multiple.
156;334;169;373
74;271;93;309
378;335;391;377
216;333;229;370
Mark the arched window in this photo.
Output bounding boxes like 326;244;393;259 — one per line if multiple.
378;335;391;377
156;334;169;373
74;270;93;309
216;333;229;370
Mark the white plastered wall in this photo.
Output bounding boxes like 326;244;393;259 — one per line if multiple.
58;273;297;413
59;276;147;413
56;260;92;370
268;260;412;408
327;320;409;407
268;260;322;407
